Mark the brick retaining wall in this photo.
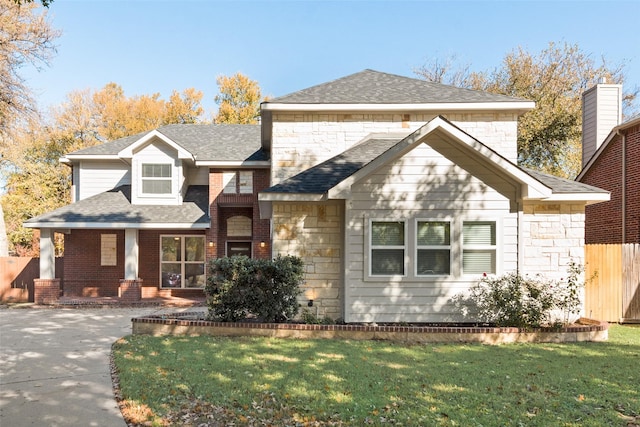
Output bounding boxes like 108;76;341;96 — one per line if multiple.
131;314;608;344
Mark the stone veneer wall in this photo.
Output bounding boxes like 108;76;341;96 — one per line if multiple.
270;112;519;184
521;202;587;280
271;201;344;319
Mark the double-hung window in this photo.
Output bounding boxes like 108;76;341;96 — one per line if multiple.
160;236;205;288
370;221;405;276
416;221;451;275
462;221;496;274
142;163;172;194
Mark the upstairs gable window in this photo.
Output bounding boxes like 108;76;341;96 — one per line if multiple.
142;163;172;194
223;171;253;194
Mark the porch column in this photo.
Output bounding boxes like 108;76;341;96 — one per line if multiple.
124;229;139;280
39;228;55;279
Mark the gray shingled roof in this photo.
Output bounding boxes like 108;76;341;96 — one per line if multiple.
263;134;609;197
267;69;530;105
262;137;402;194
523;168;609;195
24;185;209;227
69;124;266;162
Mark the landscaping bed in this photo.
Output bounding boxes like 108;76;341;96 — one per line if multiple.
131;312;608;344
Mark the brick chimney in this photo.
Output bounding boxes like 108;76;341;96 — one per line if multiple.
582;78;622;168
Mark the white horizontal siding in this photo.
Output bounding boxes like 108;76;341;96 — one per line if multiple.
78;161;130;200
344;142;518;323
131;140;182;205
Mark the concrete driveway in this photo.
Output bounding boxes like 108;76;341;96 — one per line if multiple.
0;306;200;426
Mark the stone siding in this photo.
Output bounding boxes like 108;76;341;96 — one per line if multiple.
522;202;586;279
272;201;344;319
270;112;518;184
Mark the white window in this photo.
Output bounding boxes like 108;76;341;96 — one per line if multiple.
462;221;496;274
416;221;451;276
100;234;117;266
142;163;172;194
370;221;405;276
223;171;253;194
222;172;237;194
160;235;205;288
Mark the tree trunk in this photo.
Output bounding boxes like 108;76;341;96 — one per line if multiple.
0;203;8;256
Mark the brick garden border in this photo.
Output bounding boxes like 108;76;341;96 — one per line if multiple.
132;313;608;344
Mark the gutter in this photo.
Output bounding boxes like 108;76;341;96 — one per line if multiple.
618;129;626;242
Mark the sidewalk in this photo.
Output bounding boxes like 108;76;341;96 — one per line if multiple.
0;305;204;426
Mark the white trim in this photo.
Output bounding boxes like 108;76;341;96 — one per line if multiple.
118;130;194;160
537;192;610;203
367;219;407;278
159;234;206;289
195;161;270;167
61;154;122;162
24;222;210;229
327;116;553;200
258;193;326;202
262;101;535;113
414;218;452;278
461;219;500;276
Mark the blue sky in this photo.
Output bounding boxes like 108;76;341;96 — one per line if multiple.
24;0;640;119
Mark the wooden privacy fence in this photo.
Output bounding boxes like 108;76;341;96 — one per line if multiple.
585;244;640;323
0;257;63;303
0;257;38;303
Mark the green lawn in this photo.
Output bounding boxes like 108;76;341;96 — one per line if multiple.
112;325;640;426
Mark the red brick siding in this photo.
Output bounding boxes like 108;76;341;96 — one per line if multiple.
581;124;640;243
63;230;124;296
208;168;271;259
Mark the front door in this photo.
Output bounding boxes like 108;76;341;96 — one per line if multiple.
227;241;252;258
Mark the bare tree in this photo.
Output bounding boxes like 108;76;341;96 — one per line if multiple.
0;0;60;135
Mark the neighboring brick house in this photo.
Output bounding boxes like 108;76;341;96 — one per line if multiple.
576;82;640;244
26;70;609;322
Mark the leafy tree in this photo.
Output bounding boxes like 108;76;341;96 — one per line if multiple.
416;42;639;178
214;72;265;124
0;0;59;135
1;84;205;255
13;0;53;7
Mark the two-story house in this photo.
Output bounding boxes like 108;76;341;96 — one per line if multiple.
25;70;609;322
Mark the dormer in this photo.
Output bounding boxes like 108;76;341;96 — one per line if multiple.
118;130;195;205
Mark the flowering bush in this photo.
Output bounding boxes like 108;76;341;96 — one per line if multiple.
459;262;585;328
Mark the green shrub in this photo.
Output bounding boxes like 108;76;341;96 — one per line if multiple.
205;255;304;323
458;262;586;328
300;308;334;325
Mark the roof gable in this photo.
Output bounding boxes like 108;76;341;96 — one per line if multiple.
260;116;608;206
62;124;267;164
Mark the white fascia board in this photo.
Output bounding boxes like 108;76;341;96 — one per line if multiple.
432;119;553;199
24;222;209;230
257;192;326;202
531;192;611;204
118;130;194;160
62;154;121;162
326;116;552;200
261;101;535;113
195;160;271;168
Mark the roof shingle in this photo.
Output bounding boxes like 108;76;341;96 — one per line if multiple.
267;69;530;105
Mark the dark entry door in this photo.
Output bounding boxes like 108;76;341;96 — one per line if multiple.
227;241;252;258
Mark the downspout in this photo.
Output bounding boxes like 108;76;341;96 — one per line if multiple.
617;129;626;242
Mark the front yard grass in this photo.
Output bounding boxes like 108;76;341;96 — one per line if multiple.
112;324;639;426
